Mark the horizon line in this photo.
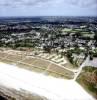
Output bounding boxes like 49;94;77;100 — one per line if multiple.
0;15;97;18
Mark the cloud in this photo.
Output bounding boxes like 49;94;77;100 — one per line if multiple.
0;0;97;8
67;0;97;8
0;0;50;7
22;0;50;6
79;0;97;7
0;0;96;16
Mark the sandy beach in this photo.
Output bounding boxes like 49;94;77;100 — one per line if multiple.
0;62;95;100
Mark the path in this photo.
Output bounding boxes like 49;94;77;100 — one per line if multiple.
74;56;90;80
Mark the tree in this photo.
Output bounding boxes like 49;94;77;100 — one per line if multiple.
94;33;97;41
67;50;74;64
43;45;51;53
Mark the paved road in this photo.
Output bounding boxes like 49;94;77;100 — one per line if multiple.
74;56;90;80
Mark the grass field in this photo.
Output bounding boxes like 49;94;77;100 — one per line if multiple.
77;66;97;99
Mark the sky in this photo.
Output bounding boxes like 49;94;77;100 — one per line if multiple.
0;0;97;17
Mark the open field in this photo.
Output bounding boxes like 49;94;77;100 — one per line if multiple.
0;52;7;58
77;66;97;99
0;49;74;79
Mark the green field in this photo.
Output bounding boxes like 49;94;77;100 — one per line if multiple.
77;66;97;99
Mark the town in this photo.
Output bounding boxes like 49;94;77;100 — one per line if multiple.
0;18;97;66
0;17;97;99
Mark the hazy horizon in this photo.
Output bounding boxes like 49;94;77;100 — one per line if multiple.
0;15;97;18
